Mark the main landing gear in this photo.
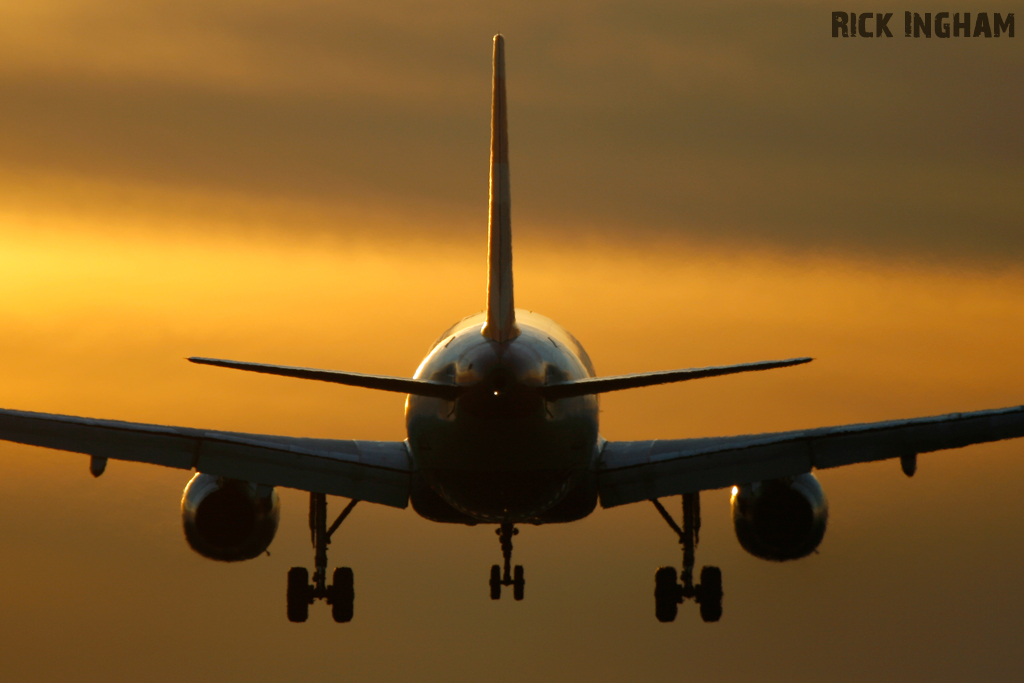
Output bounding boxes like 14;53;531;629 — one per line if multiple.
651;492;723;623
286;493;358;623
489;522;525;601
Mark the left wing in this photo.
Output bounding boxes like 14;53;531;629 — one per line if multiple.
0;408;411;508
597;404;1024;507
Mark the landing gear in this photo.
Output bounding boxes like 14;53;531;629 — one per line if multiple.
330;567;355;623
286;493;358;623
489;522;525;601
287;567;310;623
489;564;502;600
650;492;723;623
654;566;679;622
697;566;723;623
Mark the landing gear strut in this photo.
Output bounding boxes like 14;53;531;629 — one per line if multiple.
651;492;723;623
489;522;525;601
286;493;358;623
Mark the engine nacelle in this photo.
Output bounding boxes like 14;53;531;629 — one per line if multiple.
731;473;828;562
181;473;280;562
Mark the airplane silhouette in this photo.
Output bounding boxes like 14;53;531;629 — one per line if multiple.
1;35;1022;624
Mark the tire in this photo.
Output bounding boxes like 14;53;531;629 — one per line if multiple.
697;566;723;623
655;594;678;622
287;567;310;623
489;564;501;600
655;566;678;588
513;565;525;601
699;599;722;623
699;566;722;595
330;567;355;623
654;566;679;623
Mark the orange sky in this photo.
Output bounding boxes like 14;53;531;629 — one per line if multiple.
3;211;1024;682
1;3;1022;682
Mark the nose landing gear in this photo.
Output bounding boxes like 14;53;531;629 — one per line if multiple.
489;522;525;600
651;492;723;623
286;493;358;623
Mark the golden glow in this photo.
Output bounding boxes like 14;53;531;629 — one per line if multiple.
3;214;1023;444
5;214;1022;680
0;4;1021;678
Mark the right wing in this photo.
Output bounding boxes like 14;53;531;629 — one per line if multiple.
0;407;411;508
597;404;1024;508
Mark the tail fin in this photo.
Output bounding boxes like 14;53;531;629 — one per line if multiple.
482;34;519;343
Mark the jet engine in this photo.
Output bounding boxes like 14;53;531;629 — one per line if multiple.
731;473;828;561
181;473;280;562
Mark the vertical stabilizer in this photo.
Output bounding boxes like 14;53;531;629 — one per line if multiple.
482;34;520;343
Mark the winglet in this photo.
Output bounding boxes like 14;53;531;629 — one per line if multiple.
481;34;520;343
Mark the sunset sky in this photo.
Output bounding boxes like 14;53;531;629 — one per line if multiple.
0;2;1022;681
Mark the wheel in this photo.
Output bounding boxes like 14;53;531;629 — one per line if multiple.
697;566;723;623
699;566;722;594
513;565;525;601
287;567;310;623
654;566;679;623
489;564;501;600
655;566;678;589
330;567;355;623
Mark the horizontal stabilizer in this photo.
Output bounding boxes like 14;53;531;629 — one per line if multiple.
188;357;463;400
540;357;813;400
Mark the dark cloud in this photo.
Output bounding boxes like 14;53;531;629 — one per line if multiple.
0;1;1020;262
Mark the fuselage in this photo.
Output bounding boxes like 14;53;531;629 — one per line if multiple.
405;310;600;523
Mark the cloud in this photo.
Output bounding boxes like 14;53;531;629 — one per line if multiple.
0;1;1020;263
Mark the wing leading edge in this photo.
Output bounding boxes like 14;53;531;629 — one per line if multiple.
597;404;1024;508
0;408;411;508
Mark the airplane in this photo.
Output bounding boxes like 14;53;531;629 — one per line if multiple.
1;34;1023;625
